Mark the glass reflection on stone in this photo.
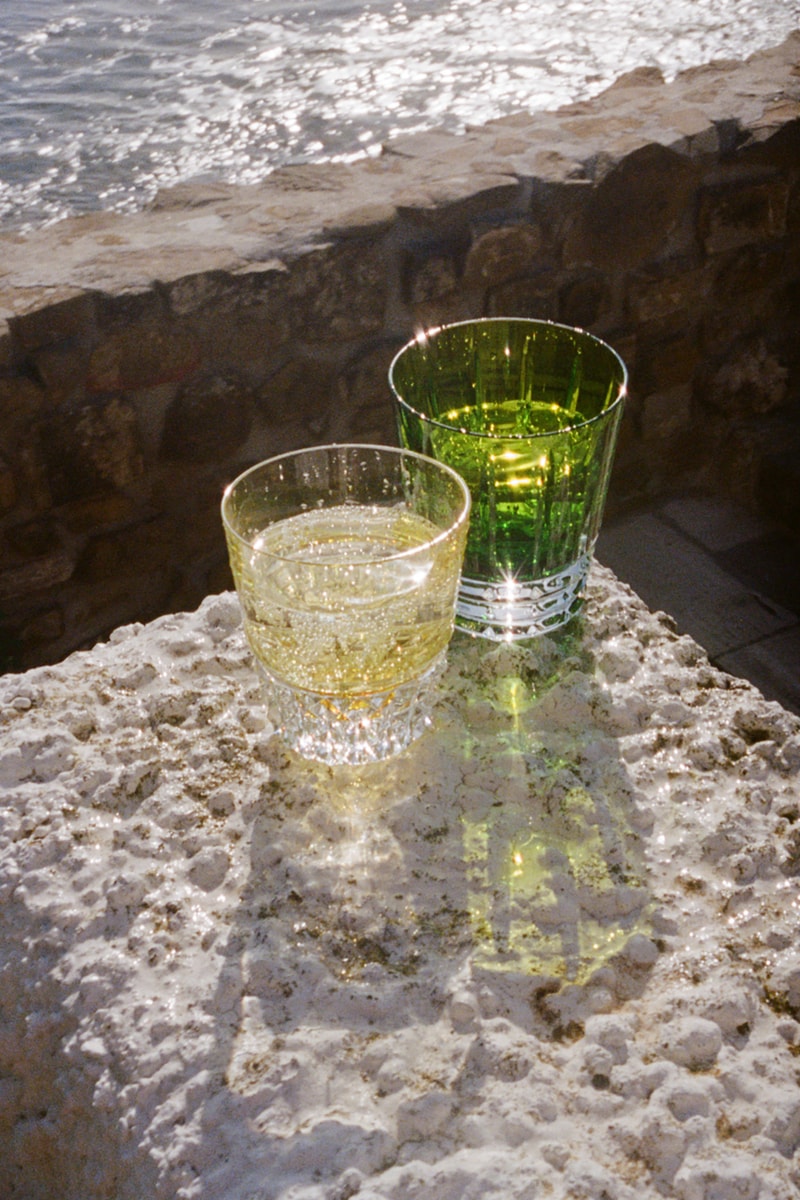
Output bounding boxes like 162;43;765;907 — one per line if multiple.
245;633;654;998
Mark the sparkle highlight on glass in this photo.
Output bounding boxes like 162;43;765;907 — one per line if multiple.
221;444;470;764
390;318;627;640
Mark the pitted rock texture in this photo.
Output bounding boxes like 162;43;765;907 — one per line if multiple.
1;564;799;1199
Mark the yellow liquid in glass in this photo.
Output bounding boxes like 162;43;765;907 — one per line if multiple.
232;505;461;696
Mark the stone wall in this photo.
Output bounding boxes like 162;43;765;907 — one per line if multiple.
1;34;799;672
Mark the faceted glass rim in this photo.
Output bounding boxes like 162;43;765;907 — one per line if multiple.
221;441;472;566
389;316;629;441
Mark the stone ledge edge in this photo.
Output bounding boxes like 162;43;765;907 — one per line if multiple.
0;31;798;320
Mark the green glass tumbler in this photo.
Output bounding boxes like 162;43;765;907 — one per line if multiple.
389;318;627;641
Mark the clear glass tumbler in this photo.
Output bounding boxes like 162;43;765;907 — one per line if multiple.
389;318;627;641
221;444;470;764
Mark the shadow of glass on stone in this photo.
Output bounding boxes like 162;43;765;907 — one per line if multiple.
185;606;661;1196
211;623;655;1045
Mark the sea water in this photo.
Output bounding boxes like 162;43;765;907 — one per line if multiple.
1;0;797;231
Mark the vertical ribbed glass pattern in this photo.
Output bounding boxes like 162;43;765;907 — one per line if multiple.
390;319;627;639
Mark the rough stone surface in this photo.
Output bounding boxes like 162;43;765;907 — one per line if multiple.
161;373;256;462
0;35;799;671
1;566;800;1199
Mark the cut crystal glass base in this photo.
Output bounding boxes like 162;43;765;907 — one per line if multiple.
455;554;590;641
256;653;446;765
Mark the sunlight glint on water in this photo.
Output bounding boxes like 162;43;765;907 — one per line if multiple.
0;0;797;230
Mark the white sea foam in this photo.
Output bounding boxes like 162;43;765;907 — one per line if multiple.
0;0;798;229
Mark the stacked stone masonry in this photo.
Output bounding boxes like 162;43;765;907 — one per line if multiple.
0;34;799;671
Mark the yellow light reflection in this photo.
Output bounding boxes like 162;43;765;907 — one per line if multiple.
463;816;653;982
492;674;533;720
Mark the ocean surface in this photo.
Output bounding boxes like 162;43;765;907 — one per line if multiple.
1;0;798;232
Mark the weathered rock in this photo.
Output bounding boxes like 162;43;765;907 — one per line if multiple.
38;396;144;503
563;144;701;270
463;224;544;289
698;175;790;255
0;569;798;1198
161;372;255;462
0;34;798;670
